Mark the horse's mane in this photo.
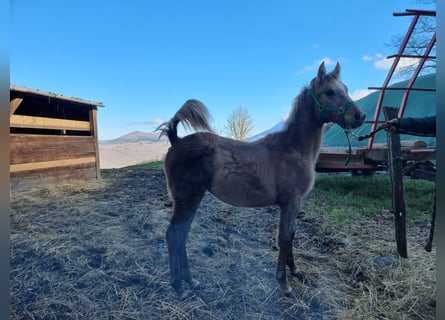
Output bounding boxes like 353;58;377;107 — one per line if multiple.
283;72;336;132
283;86;311;132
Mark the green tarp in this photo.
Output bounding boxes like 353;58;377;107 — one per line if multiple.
323;73;436;147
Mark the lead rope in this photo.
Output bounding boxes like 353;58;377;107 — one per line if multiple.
425;187;436;252
344;129;352;166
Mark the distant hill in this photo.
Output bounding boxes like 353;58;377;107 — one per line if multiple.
99;131;170;169
249;73;436;147
100;131;167;144
248;121;284;141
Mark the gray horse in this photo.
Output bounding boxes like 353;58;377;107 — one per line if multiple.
158;62;366;298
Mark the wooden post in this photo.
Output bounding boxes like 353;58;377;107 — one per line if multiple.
384;106;408;258
10;98;23;115
89;108;101;179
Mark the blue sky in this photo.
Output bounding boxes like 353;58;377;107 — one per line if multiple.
10;0;435;140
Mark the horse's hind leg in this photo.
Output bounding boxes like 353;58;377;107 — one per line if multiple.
166;188;205;298
276;200;300;297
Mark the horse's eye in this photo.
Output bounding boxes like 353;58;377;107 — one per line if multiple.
326;89;335;97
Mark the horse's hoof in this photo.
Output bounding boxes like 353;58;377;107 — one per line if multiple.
189;278;205;290
173;286;186;300
291;270;305;282
178;290;191;301
173;285;195;301
281;284;295;298
283;288;298;299
428;297;436;307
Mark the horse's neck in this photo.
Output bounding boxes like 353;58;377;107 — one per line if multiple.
284;91;323;163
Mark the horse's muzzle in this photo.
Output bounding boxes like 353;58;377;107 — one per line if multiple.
347;109;366;129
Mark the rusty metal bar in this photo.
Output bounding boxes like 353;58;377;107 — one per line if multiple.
367;13;420;150
366;9;435;150
398;32;436;118
368;87;436;92
394;9;436;17
386;54;436;59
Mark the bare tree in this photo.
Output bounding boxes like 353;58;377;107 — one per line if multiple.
225;106;254;141
388;0;436;77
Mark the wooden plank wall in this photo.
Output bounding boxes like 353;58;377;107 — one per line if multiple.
10;115;91;131
10;134;98;192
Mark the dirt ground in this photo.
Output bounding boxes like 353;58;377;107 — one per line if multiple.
10;169;436;319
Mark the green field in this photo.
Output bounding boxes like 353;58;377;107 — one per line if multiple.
125;161;164;170
125;161;435;223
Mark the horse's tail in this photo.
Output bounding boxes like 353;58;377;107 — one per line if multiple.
157;99;213;145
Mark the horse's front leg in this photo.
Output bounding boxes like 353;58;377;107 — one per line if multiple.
276;201;300;297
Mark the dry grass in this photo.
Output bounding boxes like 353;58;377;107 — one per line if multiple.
10;170;435;319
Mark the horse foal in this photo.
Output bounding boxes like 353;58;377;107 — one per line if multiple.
158;62;365;298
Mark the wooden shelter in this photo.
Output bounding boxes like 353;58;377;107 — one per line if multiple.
10;85;105;192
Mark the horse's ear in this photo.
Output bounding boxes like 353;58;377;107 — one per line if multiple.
331;62;341;79
317;61;326;79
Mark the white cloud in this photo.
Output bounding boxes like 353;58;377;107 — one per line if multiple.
351;89;376;101
318;57;335;66
296;65;314;75
296;56;336;75
396;57;419;72
152;117;165;125
362;53;384;62
374;56;419;72
374;57;393;70
130;117;165;127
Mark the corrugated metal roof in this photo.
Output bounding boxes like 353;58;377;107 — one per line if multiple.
10;85;105;107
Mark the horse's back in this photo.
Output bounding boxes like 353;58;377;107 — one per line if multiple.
164;131;317;208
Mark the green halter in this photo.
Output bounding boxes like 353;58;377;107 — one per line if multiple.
310;90;356;165
309;90;356;128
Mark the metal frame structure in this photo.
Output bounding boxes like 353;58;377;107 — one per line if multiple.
367;9;436;150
